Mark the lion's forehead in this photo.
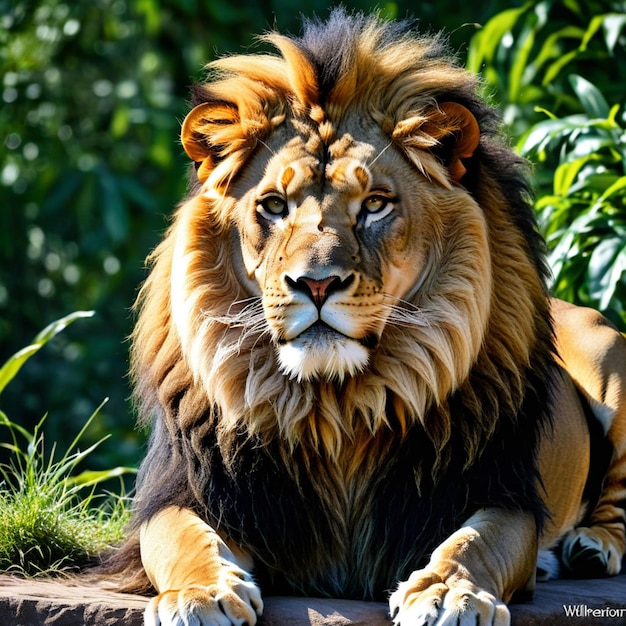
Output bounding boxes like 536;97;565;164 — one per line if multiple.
265;128;385;198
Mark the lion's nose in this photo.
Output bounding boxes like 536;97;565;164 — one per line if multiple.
285;274;355;309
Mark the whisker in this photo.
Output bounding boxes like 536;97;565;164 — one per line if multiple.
381;292;423;312
206;304;271;367
377;294;431;329
257;139;275;157
203;297;267;332
226;296;264;317
367;141;393;168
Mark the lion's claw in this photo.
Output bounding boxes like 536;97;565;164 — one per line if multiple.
389;571;509;626
144;571;263;626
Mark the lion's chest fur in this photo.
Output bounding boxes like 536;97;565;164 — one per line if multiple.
201;423;481;599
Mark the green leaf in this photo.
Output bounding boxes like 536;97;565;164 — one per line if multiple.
542;49;579;85
530;25;585;76
587;238;626;308
466;3;532;73
552;157;593;196
0;412;34;448
517;115;586;159
598;176;626;203
580;14;608;51
572;136;616;161
603;14;626;53
68;466;136;488
33;311;94;346
581;13;626;53
99;168;129;244
508;22;537;103
572;171;621;198
0;346;42;397
0;311;94;396
569;75;610;119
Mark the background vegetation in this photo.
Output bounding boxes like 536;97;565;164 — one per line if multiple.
1;0;625;476
0;312;130;575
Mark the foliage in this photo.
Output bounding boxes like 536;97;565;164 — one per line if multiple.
0;312;133;576
1;0;195;466
468;0;626;330
518;78;626;327
467;0;626;136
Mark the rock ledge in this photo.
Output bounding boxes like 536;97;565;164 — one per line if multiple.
0;574;624;625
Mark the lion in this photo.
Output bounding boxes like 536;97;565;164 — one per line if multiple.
108;10;626;626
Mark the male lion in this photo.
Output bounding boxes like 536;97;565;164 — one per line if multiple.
110;10;626;626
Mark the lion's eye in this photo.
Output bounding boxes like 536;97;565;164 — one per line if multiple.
362;195;388;213
258;195;288;218
359;193;395;227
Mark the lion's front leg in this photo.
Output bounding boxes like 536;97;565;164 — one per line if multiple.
140;506;263;626
389;508;536;626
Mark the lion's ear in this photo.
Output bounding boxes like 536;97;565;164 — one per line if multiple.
181;102;243;184
423;102;480;182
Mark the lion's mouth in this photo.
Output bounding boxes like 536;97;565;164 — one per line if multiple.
277;321;379;349
275;322;378;381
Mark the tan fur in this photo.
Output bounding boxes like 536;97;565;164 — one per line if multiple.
124;14;626;626
542;299;626;575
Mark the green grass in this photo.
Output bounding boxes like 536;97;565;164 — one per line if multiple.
0;312;134;577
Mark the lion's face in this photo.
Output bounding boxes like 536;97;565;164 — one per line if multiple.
226;115;490;382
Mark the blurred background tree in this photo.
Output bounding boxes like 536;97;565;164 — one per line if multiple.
1;0;624;475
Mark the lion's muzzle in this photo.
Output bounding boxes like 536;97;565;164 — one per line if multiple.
271;270;376;380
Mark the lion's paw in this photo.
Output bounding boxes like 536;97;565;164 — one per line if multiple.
389;570;510;626
561;526;623;577
144;569;263;626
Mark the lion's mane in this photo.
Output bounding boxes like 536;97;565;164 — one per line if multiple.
110;10;555;600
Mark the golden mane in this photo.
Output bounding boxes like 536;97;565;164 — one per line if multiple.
131;11;552;476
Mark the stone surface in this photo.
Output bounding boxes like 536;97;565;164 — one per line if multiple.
0;573;624;625
0;575;147;626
